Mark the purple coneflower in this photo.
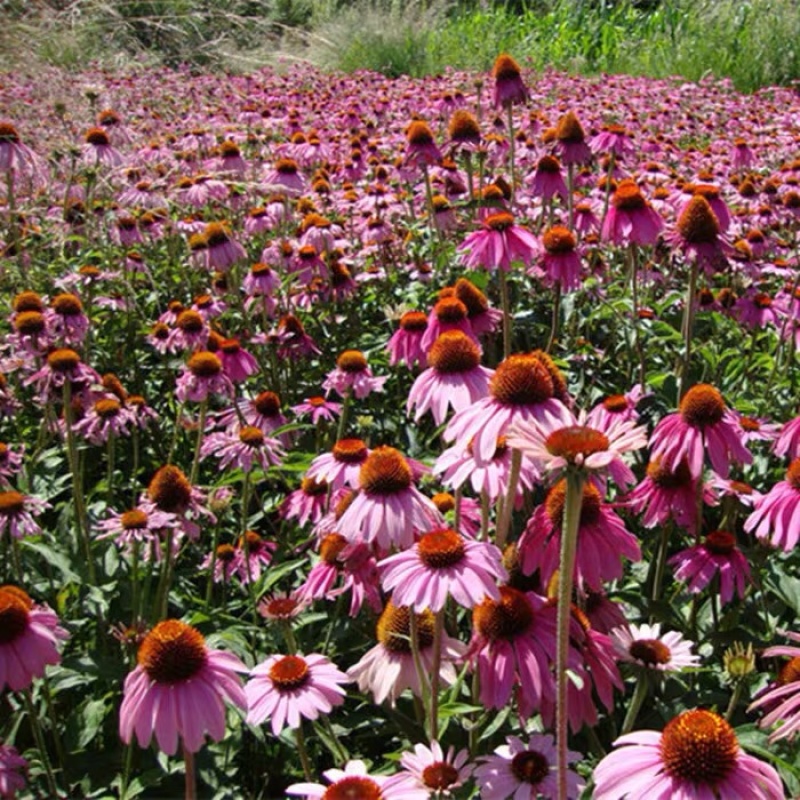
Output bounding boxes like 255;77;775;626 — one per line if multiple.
0;490;49;541
592;709;783;799
245;652;349;736
292;395;342;424
287;759;428;800
0;585;67;691
491;54;529;108
475;733;583;799
306;438;370;491
669;530;750;604
601;180;664;247
399;740;472;796
407;331;492;424
387;311;428;369
200;425;283;472
119;619;247;755
649;383;752;479
378;527;506;611
611;622;699;672
175;351;234;403
459;211;539;272
744;458;800;551
0;742;26;798
323;350;386;400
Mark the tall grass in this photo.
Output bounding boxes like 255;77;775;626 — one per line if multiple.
3;0;800;92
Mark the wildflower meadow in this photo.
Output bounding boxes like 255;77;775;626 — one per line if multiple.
3;54;800;799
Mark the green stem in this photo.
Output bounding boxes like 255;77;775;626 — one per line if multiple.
189;399;208;486
547;281;562;354
498;269;512;359
621;673;649;735
409;610;431;719
184;746;196;800
678;260;699;401
295;725;314;781
555;470;585;800
724;681;745;723
63;381;96;584
495;449;522;549
650;523;671;617
335;389;352;442
24;689;60;798
506;103;516;204
429;609;445;741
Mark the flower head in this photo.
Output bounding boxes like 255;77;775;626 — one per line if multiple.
592;709;784;799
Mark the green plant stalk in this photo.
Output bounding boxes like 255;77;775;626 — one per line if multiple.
428;608;445;741
566;164;575;230
189;399;208;485
650;522;671;616
24;689;60;798
63;380;96;584
678;260;699;401
480;490;490;542
184;746;196;800
204;524;220;607
724;680;745;722
495;449;522;549
295;725;314;781
506;103;516;204
621;672;649;735
498;269;512;358
547;281;562;354
409;610;431;721
335;388;352;441
555;470;585;800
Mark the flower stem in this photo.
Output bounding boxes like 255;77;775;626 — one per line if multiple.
724;681;745;722
649;522;671;618
189;399;208;486
621;673;649;734
428;608;445;741
295;724;314;781
546;281;562;354
555;470;585;800
24;689;60;798
183;746;196;800
506;103;516;204
498;269;513;358
335;388;352;442
409;610;431;719
496;448;522;550
678;260;699;401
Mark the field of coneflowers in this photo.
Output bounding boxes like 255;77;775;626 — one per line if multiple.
2;56;800;799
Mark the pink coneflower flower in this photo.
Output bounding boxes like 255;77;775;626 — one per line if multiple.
292;395;342;424
287;759;428;800
164;309;208;354
445;351;571;466
96;506;177;562
434;435;538;504
83;127;124;168
582;587;629;635
669;530;750;604
73;395;137;444
554;110;591;167
586;386;646;429
744;458;800;550
774;413;800;460
202;223;246;271
405;120;442;169
470;587;565;716
0;490;49;540
419;296;478;353
0;742;27;798
527;154;569;202
307;438;370;491
258;591;309;623
235;531;276;584
0;122;43;179
387;311;428;369
408;331;492;424
280;477;331;528
748;630;800;743
459;212;539;272
507;407;646;488
218;391;288;440
535;225;584;292
297;534;381;617
491;54;529;108
119;619;247;755
263;157;306;196
519;480;640;590
202;543;242;584
475;733;583;799
245;652;349;736
399;740;472;796
453;277;504;338
216;338;259;383
611;622;699;672
322;350;387;400
667;195;732;273
347;601;466;706
0;585;67;691
175;351;234;403
337;446;442;552
24;348;100;404
0;444;23;486
590;124;636;159
45;293;90;345
200;425;283;472
141;464;212;543
378;527;506;611
649;383;752;479
625;457;716;532
601;180;664;247
592;709;783;799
